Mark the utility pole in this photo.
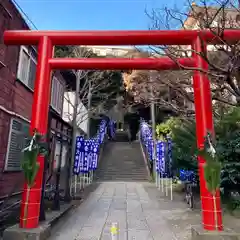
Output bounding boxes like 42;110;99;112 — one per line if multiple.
69;70;81;197
87;81;92;138
150;71;156;182
52;123;63;210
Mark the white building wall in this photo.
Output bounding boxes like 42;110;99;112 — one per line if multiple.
85;45;133;57
62;91;88;134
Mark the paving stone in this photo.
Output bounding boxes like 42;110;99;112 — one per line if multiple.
76;227;103;240
101;227;127;240
127;212;146;221
49;139;214;240
105;220;127;230
110;201;127;210
49;182;187;240
127;219;149;230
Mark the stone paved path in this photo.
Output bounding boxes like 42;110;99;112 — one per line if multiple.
48;181;204;240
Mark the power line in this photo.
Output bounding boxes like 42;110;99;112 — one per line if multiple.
11;0;38;30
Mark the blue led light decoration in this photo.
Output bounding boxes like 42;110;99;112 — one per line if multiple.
140;119;174;178
73;118;115;175
88;139;94;171
109;120;116;139
156;141;166;174
140;120;152;144
82;140;91;173
147;138;154;161
99;119;107;144
165;136;173;178
73;136;85;175
179;169;195;182
91;141;100;170
140;120;155;162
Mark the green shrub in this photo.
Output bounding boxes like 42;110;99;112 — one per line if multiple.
216;107;240;208
156;117;180;140
157;107;240;210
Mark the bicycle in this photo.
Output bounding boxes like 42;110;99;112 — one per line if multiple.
180;170;197;209
185;181;194;209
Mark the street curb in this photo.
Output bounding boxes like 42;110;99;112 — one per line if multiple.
2;203;75;240
48;203;74;227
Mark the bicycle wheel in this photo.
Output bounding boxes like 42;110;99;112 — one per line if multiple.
189;193;194;209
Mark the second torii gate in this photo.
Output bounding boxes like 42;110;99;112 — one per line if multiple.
4;29;240;230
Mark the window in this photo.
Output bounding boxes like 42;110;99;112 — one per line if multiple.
53;141;61;171
53;142;68;171
94;49;101;55
105;49;112;55
17;46;37;90
5;118;29;171
61;144;68;168
99;50;106;56
51;76;64;114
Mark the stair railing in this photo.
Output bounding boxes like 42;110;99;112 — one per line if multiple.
139;120;173;200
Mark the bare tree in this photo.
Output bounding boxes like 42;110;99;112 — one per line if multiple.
58;46;125;198
147;0;240;113
124;0;240;117
123;51;194;116
63;68;123;136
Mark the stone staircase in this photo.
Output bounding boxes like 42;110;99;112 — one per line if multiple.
114;130;129;142
95;132;148;181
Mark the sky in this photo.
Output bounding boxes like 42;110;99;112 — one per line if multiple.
14;0;186;31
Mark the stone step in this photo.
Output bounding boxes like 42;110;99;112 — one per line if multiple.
95;178;148;181
97;170;146;173
96;169;146;173
95;175;148;179
96;141;148;181
97;168;147;171
96;171;147;175
96;169;147;173
96;172;148;177
97;165;146;169
96;176;148;180
114;131;129;142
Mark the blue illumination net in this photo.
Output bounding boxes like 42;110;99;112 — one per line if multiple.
166;136;173;178
91;141;100;170
73;136;85;175
73;118;116;175
109;120;116;139
140;120;154;161
179;169;196;182
146;138;153;161
82;140;91;173
156;141;166;174
99;119;107;144
140;119;173;177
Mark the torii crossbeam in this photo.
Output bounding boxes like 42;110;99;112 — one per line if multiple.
4;29;240;231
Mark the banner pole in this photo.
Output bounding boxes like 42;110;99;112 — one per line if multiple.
74;175;77;195
170;178;173;200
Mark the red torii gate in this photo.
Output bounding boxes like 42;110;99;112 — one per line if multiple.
4;29;240;231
